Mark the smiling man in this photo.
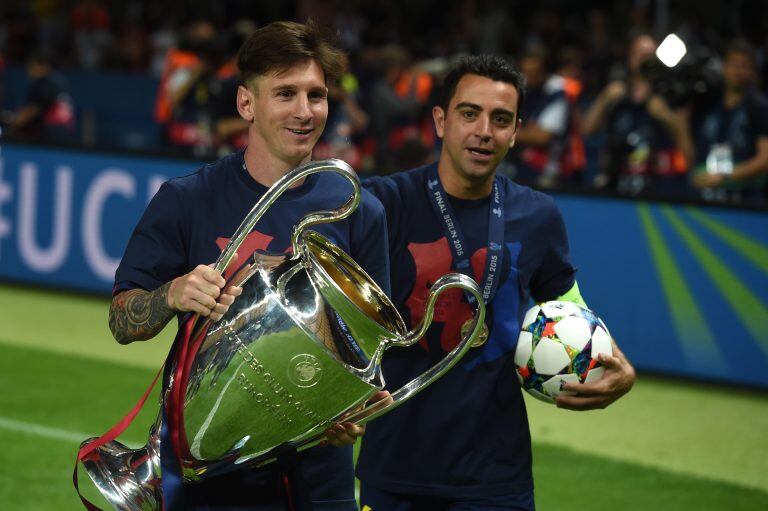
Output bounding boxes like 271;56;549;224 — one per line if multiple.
109;21;389;511
358;55;635;510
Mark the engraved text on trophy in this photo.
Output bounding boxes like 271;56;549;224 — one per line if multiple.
234;338;323;424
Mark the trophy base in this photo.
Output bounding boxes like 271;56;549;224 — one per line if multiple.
80;438;161;511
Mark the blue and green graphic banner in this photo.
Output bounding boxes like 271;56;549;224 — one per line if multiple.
557;195;768;388
0;144;766;387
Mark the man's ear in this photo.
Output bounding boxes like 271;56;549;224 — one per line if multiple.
236;85;255;122
510;118;522;148
432;106;446;138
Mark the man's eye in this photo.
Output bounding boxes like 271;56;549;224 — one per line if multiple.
495;115;513;125
462;110;476;119
278;90;294;98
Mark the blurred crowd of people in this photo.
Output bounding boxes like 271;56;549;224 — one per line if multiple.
2;0;768;206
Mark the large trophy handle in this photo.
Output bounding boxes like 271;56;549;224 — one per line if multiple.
214;158;360;274
341;273;486;426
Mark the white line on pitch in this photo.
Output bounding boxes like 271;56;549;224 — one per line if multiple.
0;416;91;444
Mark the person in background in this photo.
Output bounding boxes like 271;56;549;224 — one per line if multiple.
691;39;768;206
3;53;75;142
70;0;111;69
582;34;694;196
153;20;217;154
514;47;585;188
210;20;259;156
314;53;370;170
366;45;435;174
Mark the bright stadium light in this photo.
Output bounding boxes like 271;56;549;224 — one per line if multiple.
657;33;687;67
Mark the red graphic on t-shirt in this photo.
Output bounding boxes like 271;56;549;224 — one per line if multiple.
406;237;488;352
215;230;276;279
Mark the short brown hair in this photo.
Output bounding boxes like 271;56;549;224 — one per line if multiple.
237;20;345;86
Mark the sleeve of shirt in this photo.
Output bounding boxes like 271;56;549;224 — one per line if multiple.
350;189;392;297
362;175;403;252
529;194;576;302
113;181;189;294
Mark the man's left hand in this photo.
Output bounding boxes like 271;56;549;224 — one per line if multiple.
556;341;636;411
322;422;366;447
320;391;393;447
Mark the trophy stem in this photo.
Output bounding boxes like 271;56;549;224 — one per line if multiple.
79;434;162;511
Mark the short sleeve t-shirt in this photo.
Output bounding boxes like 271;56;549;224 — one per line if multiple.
357;163;575;498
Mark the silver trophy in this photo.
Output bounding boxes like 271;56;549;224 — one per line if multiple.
78;159;486;511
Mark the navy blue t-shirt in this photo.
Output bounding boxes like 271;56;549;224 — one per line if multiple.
357;163;575;499
114;151;390;509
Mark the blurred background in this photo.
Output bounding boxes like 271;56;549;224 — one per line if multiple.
0;1;766;509
2;0;768;203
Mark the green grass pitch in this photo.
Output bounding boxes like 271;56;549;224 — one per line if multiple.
0;284;766;510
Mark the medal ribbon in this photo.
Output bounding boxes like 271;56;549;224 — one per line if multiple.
425;164;505;306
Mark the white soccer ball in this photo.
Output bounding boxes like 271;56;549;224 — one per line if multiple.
514;301;613;403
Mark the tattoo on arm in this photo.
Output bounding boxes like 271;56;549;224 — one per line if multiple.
109;282;175;344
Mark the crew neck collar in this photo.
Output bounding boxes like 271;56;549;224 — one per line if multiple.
236;150;318;200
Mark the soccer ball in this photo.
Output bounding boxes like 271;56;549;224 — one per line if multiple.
514;301;613;404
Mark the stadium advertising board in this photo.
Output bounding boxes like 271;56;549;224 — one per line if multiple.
558;195;768;388
0;144;766;387
0;144;194;293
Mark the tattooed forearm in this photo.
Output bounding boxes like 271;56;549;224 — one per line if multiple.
109;282;175;344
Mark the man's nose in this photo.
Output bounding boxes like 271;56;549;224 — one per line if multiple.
475;116;492;141
293;94;312;121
